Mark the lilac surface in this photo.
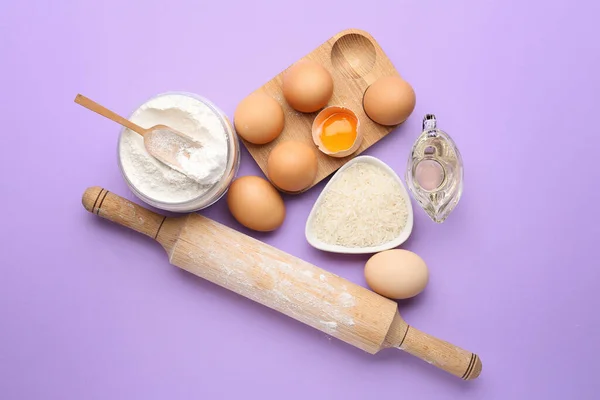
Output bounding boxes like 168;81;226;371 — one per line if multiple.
1;0;599;398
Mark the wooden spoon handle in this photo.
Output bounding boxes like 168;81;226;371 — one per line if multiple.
82;186;165;239
399;325;482;380
74;94;147;136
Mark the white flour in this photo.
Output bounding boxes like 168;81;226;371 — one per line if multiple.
176;141;223;184
119;94;228;203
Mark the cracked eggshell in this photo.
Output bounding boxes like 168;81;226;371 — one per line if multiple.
311;106;363;158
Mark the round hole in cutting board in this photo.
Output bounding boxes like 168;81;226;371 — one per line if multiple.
331;33;377;79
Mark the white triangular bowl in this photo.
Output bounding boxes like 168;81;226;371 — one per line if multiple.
305;155;414;254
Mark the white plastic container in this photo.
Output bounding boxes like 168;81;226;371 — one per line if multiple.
305;156;414;254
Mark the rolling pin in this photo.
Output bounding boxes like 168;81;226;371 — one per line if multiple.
82;187;482;380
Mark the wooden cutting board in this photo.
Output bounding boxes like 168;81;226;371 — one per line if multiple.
238;28;402;192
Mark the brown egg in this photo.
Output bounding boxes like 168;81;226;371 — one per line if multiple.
267;141;318;192
234;92;284;144
364;249;429;299
282;60;334;113
363;76;416;126
226;176;286;232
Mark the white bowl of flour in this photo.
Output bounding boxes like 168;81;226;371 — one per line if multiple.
118;92;240;212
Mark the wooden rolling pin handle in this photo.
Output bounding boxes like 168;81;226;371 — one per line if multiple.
400;325;482;380
82;186;166;239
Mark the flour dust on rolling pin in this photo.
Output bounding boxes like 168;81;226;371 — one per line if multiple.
171;216;397;350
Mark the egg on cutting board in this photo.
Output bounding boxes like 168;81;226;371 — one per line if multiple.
364;249;429;299
363;75;416;126
282;59;334;113
234;92;284;145
267;141;318;192
227;176;286;232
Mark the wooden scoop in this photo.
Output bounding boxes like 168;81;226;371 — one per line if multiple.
82;186;483;380
74;94;202;178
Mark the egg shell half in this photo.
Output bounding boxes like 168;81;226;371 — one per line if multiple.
311;106;363;158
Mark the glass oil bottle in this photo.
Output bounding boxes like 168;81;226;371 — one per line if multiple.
405;114;464;223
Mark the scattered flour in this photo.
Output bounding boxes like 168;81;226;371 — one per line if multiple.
302;270;314;278
337;292;356;308
320;321;338;333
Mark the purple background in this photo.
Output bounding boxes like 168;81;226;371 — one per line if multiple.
1;0;599;399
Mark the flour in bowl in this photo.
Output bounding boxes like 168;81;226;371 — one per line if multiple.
119;93;228;203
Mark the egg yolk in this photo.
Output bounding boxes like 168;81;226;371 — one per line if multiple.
319;113;357;152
